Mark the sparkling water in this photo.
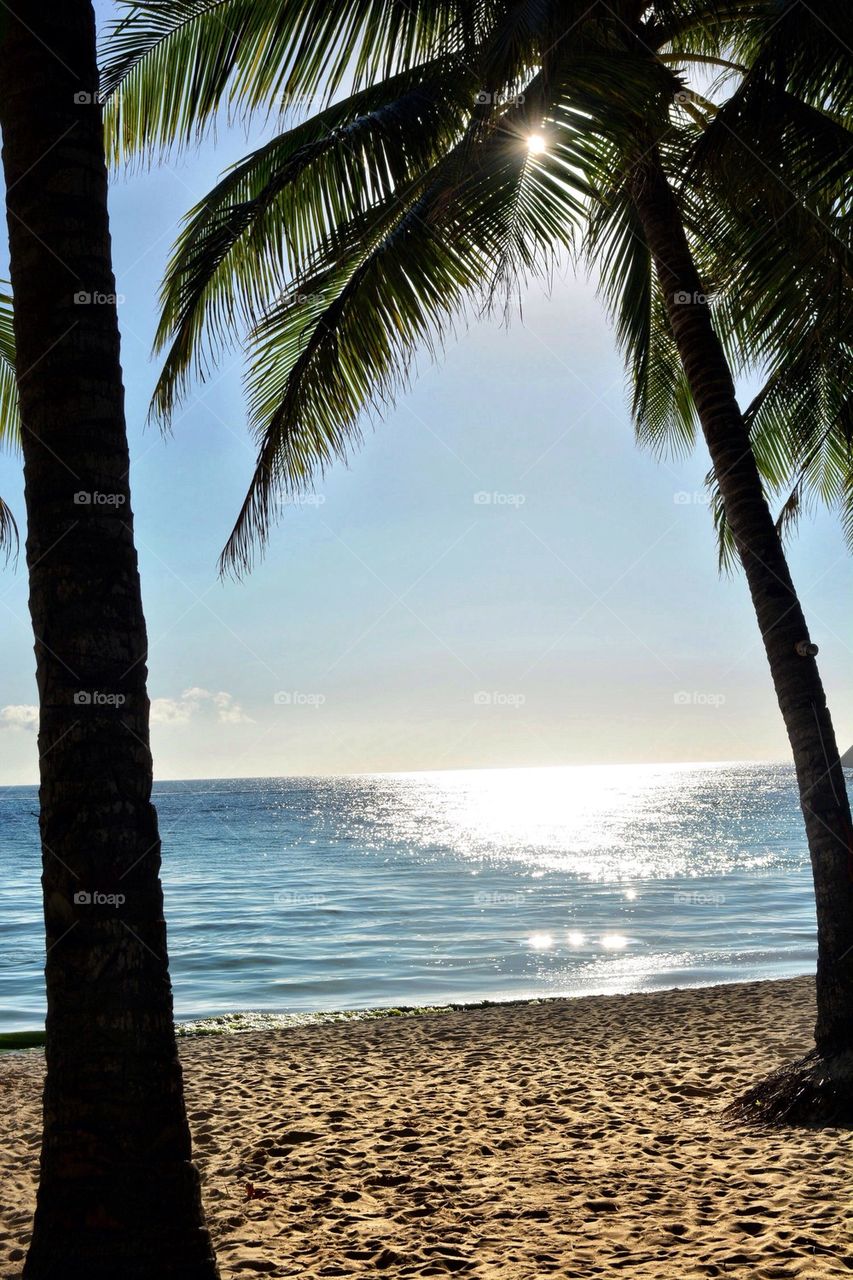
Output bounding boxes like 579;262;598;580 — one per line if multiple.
1;762;842;1032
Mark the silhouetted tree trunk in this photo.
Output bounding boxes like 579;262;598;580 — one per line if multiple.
0;4;220;1274
629;150;853;1121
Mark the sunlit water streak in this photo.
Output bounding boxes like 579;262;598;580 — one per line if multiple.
1;762;847;1031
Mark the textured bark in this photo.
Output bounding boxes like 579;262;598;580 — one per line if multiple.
629;152;853;1071
0;5;219;1275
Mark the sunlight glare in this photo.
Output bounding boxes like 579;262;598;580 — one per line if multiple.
526;133;547;154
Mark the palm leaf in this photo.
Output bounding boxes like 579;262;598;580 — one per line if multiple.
0;283;20;563
0;283;20;448
220;98;591;573
101;0;476;163
150;56;475;422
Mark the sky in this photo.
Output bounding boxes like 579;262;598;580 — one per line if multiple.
0;4;851;783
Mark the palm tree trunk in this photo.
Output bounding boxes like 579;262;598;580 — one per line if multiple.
629;150;853;1120
0;5;219;1275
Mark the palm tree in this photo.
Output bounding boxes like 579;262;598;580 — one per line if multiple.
104;0;853;1120
0;5;219;1276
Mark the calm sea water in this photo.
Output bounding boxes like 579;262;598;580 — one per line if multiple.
1;762;846;1032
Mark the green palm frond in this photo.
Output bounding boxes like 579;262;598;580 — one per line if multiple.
0;283;20;562
693;76;853;207
586;177;703;459
0;497;17;564
684;4;853;564
648;0;758;59
722;0;853;122
150;55;475;422
583;114;709;459
223;190;481;573
635;285;697;456
221;102;589;572
586;181;653;417
710;379;853;568
707;198;851;417
0;283;20;448
147;22;673;431
841;472;853;553
101;0;477;163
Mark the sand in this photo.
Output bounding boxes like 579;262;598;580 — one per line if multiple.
1;975;851;1278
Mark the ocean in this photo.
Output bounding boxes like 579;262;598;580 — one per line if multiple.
0;762;841;1034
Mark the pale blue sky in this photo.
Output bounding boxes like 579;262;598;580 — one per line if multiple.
0;3;850;782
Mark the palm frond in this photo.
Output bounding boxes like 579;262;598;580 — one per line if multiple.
841;471;853;554
710;381;853;566
220;103;589;573
0;283;21;449
722;0;853;122
0;497;18;566
221;184;485;573
0;284;21;565
150;56;474;422
687;8;853;562
101;0;477;163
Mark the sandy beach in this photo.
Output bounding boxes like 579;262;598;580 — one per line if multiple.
1;976;851;1278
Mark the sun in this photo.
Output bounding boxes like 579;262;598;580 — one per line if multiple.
526;133;547;154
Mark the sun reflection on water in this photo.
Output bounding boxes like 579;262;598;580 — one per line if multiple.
368;762;794;881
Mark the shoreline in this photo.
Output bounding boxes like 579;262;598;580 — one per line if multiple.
0;970;820;1053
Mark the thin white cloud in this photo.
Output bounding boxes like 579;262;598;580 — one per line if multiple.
150;687;252;726
1;694;251;730
212;690;251;724
0;704;39;731
149;697;192;726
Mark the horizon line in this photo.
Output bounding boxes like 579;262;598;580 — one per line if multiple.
0;756;805;788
